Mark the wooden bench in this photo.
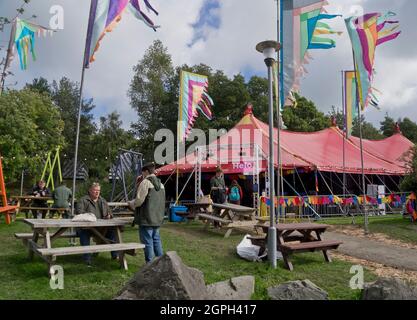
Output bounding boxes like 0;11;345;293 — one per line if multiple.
280;240;342;271
17;207;69;219
15;232;77;246
197;213;233;237
36;243;145;273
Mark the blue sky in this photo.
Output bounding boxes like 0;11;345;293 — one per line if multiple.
0;0;416;130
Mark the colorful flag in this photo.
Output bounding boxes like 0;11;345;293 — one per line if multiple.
344;70;359;137
280;0;341;107
345;12;400;110
178;71;214;142
5;18;54;70
84;0;159;68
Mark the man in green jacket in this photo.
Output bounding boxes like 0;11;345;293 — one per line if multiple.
51;182;72;218
76;182;115;265
128;162;165;263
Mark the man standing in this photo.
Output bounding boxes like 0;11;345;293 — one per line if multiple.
75;182;116;266
32;180;51;219
128;162;165;264
51;182;72;218
210;167;227;204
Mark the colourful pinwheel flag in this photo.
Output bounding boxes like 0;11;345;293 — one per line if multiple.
345;12;401;110
178;71;214;142
5;18;54;70
280;0;341;107
84;0;159;68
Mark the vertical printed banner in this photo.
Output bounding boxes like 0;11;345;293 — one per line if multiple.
344;71;359;137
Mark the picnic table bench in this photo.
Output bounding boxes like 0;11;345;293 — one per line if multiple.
17;218;144;276
182;202;212;220
254;223;342;271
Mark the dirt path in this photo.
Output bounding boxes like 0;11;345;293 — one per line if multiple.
324;231;417;271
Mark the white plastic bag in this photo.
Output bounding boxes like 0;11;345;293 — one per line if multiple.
236;234;262;262
72;213;97;222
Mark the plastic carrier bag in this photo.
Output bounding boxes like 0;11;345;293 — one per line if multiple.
236;234;262;262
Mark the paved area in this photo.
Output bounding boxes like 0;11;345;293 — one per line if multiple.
324;231;417;271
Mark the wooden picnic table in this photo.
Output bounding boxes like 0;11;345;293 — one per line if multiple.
16;218;144;276
212;202;256;221
254;222;342;271
183;202;212;220
197;202;257;238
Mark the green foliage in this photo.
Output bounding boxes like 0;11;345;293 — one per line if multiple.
400;146;417;193
380;113;396;137
282;94;330;132
0;89;64;183
50;77;97;165
129;40;174;160
352;116;384;140
89;112;137;179
398;118;417;143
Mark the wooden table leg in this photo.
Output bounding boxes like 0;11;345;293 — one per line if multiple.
114;227;128;270
29;230;40;260
224;228;233;238
322;250;332;263
282;254;294;271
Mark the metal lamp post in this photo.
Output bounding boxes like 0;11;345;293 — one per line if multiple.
256;40;280;268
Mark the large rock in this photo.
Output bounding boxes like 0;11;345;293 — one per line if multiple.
362;278;417;300
268;280;328;300
115;251;208;300
207;276;255;300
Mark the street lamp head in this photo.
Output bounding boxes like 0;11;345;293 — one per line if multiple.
256;40;280;61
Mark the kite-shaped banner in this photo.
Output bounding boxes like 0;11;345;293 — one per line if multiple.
178;71;214;142
5;18;54;70
84;0;159;68
280;0;342;107
345;12;401;110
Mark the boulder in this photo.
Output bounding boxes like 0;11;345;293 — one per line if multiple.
207;276;255;300
115;251;208;300
362;277;417;300
268;280;328;300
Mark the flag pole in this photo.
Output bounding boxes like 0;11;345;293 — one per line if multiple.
357;103;369;234
276;0;282;221
71;0;96;216
342;71;346;199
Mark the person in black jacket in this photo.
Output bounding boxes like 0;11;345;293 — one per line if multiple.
31;180;51;219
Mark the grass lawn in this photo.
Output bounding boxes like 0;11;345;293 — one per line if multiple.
321;214;417;245
0;216;377;300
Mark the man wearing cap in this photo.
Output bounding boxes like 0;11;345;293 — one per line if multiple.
128;162;165;263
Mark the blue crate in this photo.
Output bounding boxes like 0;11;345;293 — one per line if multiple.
170;205;188;222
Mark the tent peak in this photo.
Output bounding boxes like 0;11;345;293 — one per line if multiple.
244;104;254;116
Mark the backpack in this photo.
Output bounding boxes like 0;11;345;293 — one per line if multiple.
229;186;240;202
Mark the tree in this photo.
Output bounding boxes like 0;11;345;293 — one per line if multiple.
89;112;136;179
380;113;396;137
282;94;330;132
399;118;417;143
129;40;174;159
25;77;51;96
50;77;97;165
400;146;417;193
328;106;345;130
351;116;384;140
0;89;65;182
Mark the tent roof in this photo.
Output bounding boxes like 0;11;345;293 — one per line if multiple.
157;109;413;176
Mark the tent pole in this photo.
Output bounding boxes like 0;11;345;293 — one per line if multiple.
276;0;282;221
318;170;346;216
